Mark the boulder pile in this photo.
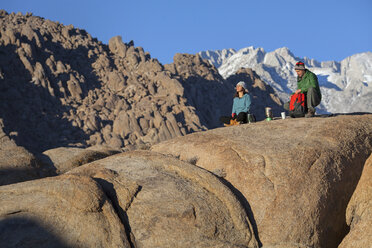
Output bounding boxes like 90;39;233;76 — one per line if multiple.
0;10;282;154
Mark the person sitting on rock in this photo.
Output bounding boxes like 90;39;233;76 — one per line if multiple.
220;81;251;126
284;61;322;117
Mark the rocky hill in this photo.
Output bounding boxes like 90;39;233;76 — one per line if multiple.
0;10;282;154
200;47;372;114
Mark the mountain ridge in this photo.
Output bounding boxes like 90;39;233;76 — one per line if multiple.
200;47;372;114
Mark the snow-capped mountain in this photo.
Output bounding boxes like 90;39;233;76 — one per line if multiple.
199;47;372;114
199;48;236;68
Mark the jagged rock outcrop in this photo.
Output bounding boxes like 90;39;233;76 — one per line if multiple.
0;10;205;153
339;154;372;248
68;150;259;248
165;53;232;128
0;173;131;247
0;10;282;154
152;114;372;248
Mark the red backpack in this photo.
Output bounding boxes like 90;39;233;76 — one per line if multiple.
289;93;307;117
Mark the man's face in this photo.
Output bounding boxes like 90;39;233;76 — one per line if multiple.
295;69;305;77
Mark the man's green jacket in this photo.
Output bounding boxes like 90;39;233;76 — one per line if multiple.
297;69;322;99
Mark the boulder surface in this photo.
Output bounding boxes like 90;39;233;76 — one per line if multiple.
0;119;51;186
0;174;130;247
39;146;119;174
152;114;372;248
68;150;259;248
339;154;372;248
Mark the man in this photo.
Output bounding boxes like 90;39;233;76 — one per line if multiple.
284;61;322;117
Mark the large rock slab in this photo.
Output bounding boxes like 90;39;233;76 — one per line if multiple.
339;154;372;248
152;114;372;248
0;173;130;247
39;146;120;174
68;150;259;248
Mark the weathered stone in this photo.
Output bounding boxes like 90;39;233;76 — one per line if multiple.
152;115;372;248
0;120;51;186
339;154;372;248
0;174;130;247
68;150;259;248
108;36;127;57
39;146;120;174
113;110;130;138
107;71;126;92
66;74;82;100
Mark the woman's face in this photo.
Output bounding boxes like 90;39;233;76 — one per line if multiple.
236;85;243;92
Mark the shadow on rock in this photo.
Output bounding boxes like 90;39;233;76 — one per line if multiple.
0;216;70;248
0;42;89;154
216;176;263;247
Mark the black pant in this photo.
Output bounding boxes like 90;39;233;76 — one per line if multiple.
220;112;248;124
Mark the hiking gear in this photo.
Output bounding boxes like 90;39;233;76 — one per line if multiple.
236;81;247;89
265;107;273;121
223;119;240;126
297;70;322;101
289;93;307;118
265;107;273;119
305;109;315;118
232;94;251;115
247;114;256;123
295;61;306;70
230;119;239;125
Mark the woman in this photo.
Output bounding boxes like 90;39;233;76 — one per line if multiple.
220;81;251;126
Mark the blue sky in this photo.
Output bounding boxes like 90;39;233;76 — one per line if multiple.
2;0;372;64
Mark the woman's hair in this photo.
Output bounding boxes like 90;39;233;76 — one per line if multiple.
233;90;247;98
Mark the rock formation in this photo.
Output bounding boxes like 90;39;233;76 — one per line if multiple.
0;119;52;186
0;10;282;154
0;173;131;247
0;10;202;153
152;114;372;248
165;53;232;128
0;150;259;247
39;146;119;174
68;150;259;247
339;154;372;248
